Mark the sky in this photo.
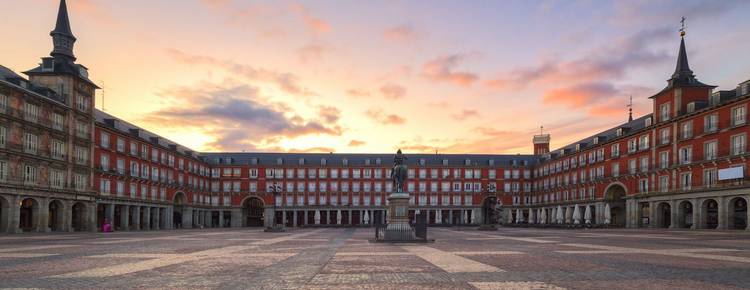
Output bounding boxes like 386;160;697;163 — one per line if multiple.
2;0;750;154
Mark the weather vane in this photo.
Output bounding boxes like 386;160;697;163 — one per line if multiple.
680;16;686;37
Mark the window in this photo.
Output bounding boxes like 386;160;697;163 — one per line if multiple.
612;163;620;177
116;138;125;152
0;126;6;148
731;134;746;155
639;135;650;150
628;159;636;174
116;181;125;196
732;106;746;126
679;146;692;165
681;121;693;139
50;170;65;189
22;165;37;185
0;93;6;112
659;128;670;145
76;94;89;112
0;161;7;182
23;102;39;123
704;114;718;133
627;139;637;153
100;154;110;171
611;144;620;157
130;142;137;155
23;133;38;154
659;151;669;169
100;179;111;194
659;176;669;192
703;168;718;188
703;141;717;161
659;103;670;122
52;113;64;131
638;178;648;193
640;157;649;173
100;132;110;148
76;121;89;139
74;174;87;191
680;172;691;190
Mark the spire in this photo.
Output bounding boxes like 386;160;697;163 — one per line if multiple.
627;95;633;122
50;0;76;61
666;16;707;88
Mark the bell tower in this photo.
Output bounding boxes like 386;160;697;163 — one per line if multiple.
50;0;77;62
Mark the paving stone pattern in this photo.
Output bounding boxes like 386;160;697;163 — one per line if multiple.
0;227;749;289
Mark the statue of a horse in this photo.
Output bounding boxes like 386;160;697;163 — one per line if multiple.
391;164;408;193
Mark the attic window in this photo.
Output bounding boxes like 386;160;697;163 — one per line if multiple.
251;158;258;165
276;158;283;165
321;158;327;166
298;158;305;165
644;117;652;127
616;128;624;137
224;157;233;164
365;159;371;165
419;158;425;166
342;159;348;166
442;159;448;166
488;159;495;166
575;144;582;151
375;158;381;165
593;137;599;145
465;159;471;166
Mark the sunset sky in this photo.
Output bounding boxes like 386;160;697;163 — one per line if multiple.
2;0;750;154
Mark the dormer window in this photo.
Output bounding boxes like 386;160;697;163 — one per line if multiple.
251;158;258;165
321;158;327;166
365;159;371;165
488;159;495;166
464;159;471;166
298;158;305;165
419;158;425;166
276;158;283;165
645;117;652;127
342;159;348;166
442;159;448;166
575;144;582;151
376;158;381;165
616;128;624;137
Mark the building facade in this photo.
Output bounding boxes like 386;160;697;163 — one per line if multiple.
1;0;749;233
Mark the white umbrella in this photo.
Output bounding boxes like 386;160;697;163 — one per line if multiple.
470;210;476;224
550;207;557;224
565;207;571;224
584;205;592;225
314;210;321;225
529;208;536;224
363;210;370;224
507;210;513;224
538;209;543;224
462;210;468;225
540;208;547;224
572;204;581;225
556;205;564;224
604;203;611;225
515;209;522;223
436;210;442;224
336;210;342;225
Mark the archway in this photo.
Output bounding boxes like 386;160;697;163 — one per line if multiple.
701;199;719;229
677;201;693;228
603;183;626;226
481;196;498;224
638;202;651;227
19;198;40;232
657;202;671;228
71;202;87;231
173;192;186;229
48;200;65;231
242;196;264;227
729;197;747;230
0;195;9;233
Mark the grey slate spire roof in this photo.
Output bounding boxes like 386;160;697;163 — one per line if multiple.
50;0;76;60
665;35;710;88
51;0;74;37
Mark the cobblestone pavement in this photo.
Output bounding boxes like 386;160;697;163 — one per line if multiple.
1;227;749;289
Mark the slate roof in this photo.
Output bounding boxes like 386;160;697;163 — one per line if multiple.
199;152;539;167
546;114;653;160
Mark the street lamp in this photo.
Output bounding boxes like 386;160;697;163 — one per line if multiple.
265;171;285;232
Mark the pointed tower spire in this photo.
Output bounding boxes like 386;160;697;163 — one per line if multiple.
627;95;633;122
666;16;706;88
50;0;77;61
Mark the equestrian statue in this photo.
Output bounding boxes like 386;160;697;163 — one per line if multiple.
391;149;408;193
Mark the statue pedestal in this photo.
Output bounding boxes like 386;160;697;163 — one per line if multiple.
384;192;414;241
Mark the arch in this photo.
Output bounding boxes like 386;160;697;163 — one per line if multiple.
0;195;9;233
48;200;65;232
71;202;88;231
19;197;40;232
677;200;694;228
728;196;748;230
656;202;671;228
480;196;498;224
603;183;626;227
242;196;265;227
173;192;187;229
701;199;719;229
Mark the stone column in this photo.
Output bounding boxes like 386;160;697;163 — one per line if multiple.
717;196;728;230
63;200;73;232
348;210;353;225
292;211;297;227
359;210;364;225
143;207;151;230
87;203;97;232
230;208;242;227
669;200;678;229
282;211;287;227
746;195;750;231
304;210;308;226
38;198;50;232
690;198;703;230
625;199;636;228
648;201;656;228
105;203;115;231
121;205;130;231
132;206;141;230
264;207;274;228
218;210;225;228
448;210;453;225
165;206;173;230
155;208;162;230
9;195;21;233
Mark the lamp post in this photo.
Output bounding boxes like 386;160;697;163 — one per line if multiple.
265;171;285;232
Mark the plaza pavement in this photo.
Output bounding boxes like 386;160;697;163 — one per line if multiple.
0;227;749;289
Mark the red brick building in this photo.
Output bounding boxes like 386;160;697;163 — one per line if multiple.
1;0;748;233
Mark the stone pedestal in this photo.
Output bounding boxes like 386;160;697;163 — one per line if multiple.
384;192;414;241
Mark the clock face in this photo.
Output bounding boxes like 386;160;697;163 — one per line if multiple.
78;66;88;78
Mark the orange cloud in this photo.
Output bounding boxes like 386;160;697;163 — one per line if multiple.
348;140;366;147
451;109;480;121
346;88;371;98
421;54;479;86
379;83;407;99
289;3;331;34
365;108;406;125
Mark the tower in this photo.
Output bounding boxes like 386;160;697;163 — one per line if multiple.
50;0;77;61
533;126;550;155
649;17;715;122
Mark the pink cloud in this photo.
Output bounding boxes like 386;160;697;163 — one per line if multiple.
365;108;406;125
289;3;331;34
383;25;419;42
379;83;407;99
421;54;479;86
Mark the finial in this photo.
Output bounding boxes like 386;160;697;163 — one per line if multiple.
627;95;633;122
540;126;544;135
679;16;686;38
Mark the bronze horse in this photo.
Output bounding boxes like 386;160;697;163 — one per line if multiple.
391;149;408;193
